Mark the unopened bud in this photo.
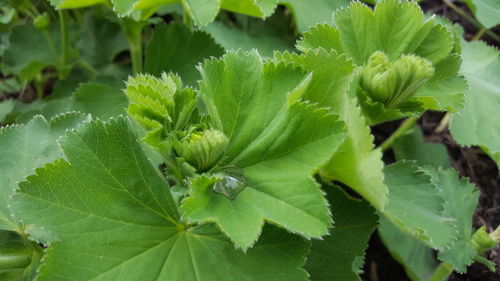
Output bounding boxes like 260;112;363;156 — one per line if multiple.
175;129;229;172
360;51;434;109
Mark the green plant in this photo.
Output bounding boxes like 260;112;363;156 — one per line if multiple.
0;0;499;280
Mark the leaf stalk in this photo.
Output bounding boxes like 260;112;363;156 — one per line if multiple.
428;262;454;281
379;116;419;152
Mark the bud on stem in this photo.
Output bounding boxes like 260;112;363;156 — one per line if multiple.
360;51;435;109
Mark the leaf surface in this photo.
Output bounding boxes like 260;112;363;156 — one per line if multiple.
14;117;310;281
280;0;350;32
0;113;88;231
381;161;456;250
182;51;346;249
275;50;388;210
305;185;377;281
378;216;438;281
145;23;224;85
450;40;500;166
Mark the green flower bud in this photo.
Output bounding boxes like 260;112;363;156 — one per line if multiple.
34;13;50;30
360;51;434;109
175;129;229;172
471;226;500;253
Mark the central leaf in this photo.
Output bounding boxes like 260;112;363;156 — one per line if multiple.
181;51;346;249
14;118;310;281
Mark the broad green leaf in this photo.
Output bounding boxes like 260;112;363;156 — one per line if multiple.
274;50;388;210
427;168;480;273
14;117;310;281
450;40;500;166
305;185;377;281
381;161;456;250
378;216;438;281
145;23;224;85
280;0;350;32
392;126;452;169
392;127;482;272
0;112;89;231
76;10;129;68
460;0;500;28
48;0;106;9
3;24;60;82
15;79;127;122
0;230;43;281
70;81;128;119
203;14;294;57
182;51;346;249
182;0;220;26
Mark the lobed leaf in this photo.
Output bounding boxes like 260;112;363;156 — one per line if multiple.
381;161;456;250
305;185;378;281
145;23;224;85
275;49;388;210
0;113;89;232
450;40;500;166
182;51;346;249
13;117;310;281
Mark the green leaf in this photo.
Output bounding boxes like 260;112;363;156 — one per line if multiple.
203;14;294;57
15;79;127;122
392;126;452;169
460;0;500;28
378;216;438;281
145;23;224;85
414;54;466;112
280;0;350;32
381;161;456;250
450;40;500;167
0;112;89;231
3;24;60;82
182;51;346;249
0;99;16;123
181;0;220;26
305;185;377;281
14;117;310;281
0;230;43;281
49;0;106;9
275;49;388;211
221;0;277;18
76;10;129;68
391;126;483;272
426;168;480;273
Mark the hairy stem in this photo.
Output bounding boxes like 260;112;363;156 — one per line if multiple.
443;0;499;42
429;262;454;281
379;116;419;152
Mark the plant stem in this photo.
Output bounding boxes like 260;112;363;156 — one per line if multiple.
121;19;145;74
433;112;450;134
443;0;500;42
378;116;419;152
183;9;193;31
472;28;487;41
58;10;70;79
429;262;454;281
